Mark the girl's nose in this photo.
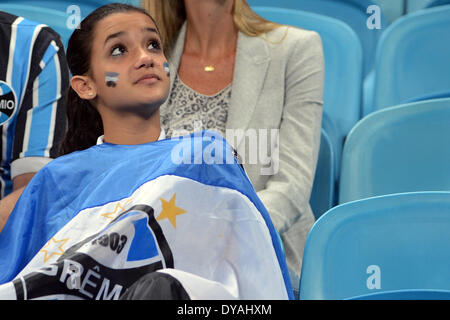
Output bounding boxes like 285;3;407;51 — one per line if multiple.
135;49;154;69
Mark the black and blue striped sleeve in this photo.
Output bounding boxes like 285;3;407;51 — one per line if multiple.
10;25;69;179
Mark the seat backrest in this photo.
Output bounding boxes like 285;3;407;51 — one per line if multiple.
339;98;450;204
371;5;450;112
409;90;450;103
0;1;147;51
253;7;363;180
424;0;450;8
249;0;385;77
310;129;335;220
300;192;450;300
0;4;74;48
0;0;141;17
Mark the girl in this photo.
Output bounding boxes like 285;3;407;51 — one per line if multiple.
0;4;292;300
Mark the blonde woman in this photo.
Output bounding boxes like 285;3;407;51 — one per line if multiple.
143;0;324;293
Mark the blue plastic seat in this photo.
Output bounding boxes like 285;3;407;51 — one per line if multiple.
1;0;101;16
253;7;362;182
0;0;141;17
310;129;335;220
249;0;385;78
339;98;450;204
424;0;450;8
299;192;450;300
0;4;74;48
0;1;145;50
408;90;450;103
366;5;450;114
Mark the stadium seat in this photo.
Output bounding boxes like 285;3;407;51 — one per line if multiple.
65;0;141;18
339;98;450;204
408;90;450;103
406;0;432;12
0;0;141;17
299;191;450;300
253;7;363;182
310;129;335;220
0;4;74;48
0;1;145;50
366;5;450;114
375;0;405;24
248;0;385;78
424;0;450;8
348;289;450;300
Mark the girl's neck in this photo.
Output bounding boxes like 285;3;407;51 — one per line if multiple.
183;0;237;59
100;109;162;145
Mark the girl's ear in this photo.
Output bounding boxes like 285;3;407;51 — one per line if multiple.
71;75;97;100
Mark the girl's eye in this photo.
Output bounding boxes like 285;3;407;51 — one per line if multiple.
111;45;126;57
147;40;161;51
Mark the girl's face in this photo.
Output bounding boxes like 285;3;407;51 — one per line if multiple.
86;12;170;116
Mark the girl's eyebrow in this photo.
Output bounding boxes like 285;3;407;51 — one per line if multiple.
143;27;159;36
104;31;125;47
104;28;160;48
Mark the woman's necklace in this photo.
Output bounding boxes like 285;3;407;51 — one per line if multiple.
186;29;237;73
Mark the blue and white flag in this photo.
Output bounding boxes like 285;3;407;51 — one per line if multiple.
0;131;293;300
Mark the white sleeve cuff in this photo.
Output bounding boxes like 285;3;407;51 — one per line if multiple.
10;157;53;179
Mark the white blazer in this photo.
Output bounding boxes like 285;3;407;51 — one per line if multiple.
162;22;324;279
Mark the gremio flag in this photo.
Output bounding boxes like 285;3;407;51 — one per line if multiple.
0;131;293;300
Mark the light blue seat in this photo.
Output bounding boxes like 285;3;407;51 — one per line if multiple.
253;7;363;182
299;192;450;300
65;0;141;18
366;5;450;114
0;0;141;17
347;289;450;300
406;0;432;12
408;90;450;103
0;4;74;48
0;1;144;50
310;129;335;220
375;0;405;24
249;0;385;77
1;0;101;16
339;98;450;204
424;0;450;8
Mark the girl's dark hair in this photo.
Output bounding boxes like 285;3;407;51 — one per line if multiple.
59;3;159;156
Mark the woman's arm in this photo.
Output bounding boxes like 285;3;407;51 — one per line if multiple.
257;30;325;234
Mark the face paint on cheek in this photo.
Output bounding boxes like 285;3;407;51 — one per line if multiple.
163;62;170;78
105;72;119;87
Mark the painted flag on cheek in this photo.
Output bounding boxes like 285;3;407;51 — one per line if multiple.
0;131;293;300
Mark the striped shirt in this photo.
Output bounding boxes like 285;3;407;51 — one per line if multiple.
0;11;69;198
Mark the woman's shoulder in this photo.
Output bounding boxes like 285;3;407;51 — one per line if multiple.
257;25;324;65
262;25;322;50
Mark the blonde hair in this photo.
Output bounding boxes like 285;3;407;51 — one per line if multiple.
142;0;281;56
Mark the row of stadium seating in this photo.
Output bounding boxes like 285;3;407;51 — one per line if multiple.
303;97;450;299
250;4;450;220
311;96;450;212
301;191;450;300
